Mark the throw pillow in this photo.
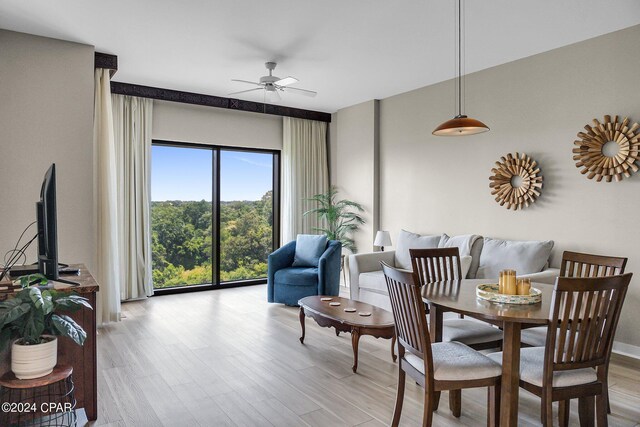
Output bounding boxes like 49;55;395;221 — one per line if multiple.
292;234;328;268
438;233;481;257
476;237;554;279
394;229;441;270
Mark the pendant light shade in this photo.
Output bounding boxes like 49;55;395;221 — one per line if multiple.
432;115;490;136
433;0;489;137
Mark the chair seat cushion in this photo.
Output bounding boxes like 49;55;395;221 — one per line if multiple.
521;326;548;347
274;267;319;287
487;347;598;388
443;318;503;346
404;341;501;381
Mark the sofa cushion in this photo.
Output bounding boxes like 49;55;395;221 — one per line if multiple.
468;238;484;279
438;234;482;279
292;234;327;267
395;230;440;270
358;271;388;293
438;234;480;257
274;267;319;287
476;238;554;279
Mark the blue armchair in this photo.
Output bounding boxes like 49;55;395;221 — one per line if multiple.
267;240;342;306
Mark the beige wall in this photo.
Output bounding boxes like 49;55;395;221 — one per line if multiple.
330;100;379;254
0;30;95;271
334;25;640;351
152;100;282;150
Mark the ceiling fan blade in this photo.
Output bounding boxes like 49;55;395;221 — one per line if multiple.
274;76;298;86
231;79;262;86
228;87;263;96
284;86;317;97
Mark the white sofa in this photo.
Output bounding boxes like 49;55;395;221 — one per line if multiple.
349;230;560;311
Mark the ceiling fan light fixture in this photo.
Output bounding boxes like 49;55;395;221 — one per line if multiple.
274;76;298;86
432;115;490;136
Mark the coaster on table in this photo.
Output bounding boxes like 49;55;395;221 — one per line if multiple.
320;297;333;301
344;308;356;313
329;302;341;306
358;312;372;317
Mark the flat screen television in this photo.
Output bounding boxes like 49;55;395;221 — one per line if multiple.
37;163;59;280
1;164;78;284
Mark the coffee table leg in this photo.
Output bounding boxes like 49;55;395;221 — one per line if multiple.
351;327;360;373
391;333;397;362
299;307;306;344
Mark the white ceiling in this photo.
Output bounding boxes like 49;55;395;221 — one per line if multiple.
2;1;639;113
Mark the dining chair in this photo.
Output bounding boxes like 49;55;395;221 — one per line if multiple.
522;251;628;347
520;250;627;419
490;273;632;427
410;248;503;351
381;262;501;427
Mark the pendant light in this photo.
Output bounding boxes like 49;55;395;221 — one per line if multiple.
433;0;489;136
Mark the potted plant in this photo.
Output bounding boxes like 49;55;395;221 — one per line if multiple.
304;186;365;253
0;275;92;379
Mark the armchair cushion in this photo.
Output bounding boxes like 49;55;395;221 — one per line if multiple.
274;267;319;287
292;234;328;267
476;238;554;279
395;229;440;270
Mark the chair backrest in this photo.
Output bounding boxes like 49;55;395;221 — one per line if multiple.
545;274;632;374
560;251;627;278
381;262;431;363
410;247;462;285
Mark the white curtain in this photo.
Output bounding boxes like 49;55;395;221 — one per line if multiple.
282;117;329;244
112;95;154;300
94;69;121;324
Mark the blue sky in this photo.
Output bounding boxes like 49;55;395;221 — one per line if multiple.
151;146;273;202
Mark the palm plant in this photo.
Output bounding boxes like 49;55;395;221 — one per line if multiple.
304;186;365;253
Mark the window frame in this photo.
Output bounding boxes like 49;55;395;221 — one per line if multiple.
151;139;281;295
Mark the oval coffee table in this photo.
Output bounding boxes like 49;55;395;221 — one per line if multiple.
298;296;397;373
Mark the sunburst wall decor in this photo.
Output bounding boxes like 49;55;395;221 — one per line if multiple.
489;152;543;211
573;115;640;182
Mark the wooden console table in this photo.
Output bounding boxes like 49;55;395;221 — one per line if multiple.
0;265;99;421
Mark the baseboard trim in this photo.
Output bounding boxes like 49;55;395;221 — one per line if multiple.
612;341;640;360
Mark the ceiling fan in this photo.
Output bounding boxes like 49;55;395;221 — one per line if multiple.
229;62;317;99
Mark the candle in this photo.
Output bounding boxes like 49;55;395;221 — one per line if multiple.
517;278;531;295
505;270;517;295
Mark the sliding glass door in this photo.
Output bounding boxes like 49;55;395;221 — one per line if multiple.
219;150;274;282
151;141;279;291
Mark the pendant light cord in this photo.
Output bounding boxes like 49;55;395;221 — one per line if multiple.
457;0;462;117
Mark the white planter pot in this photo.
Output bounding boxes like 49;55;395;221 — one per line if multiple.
11;335;57;380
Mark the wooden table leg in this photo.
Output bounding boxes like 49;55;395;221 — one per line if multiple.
429;305;443;343
351;327;361;373
299;307;306;344
391;333;397;362
500;322;522;427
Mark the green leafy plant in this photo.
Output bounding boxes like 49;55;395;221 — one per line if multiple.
304;186;365;253
0;279;92;349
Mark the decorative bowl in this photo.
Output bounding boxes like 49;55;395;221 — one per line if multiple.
476;284;542;305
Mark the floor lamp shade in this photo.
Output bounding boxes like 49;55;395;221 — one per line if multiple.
374;231;392;250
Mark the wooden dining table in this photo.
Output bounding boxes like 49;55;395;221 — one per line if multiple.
421;278;555;427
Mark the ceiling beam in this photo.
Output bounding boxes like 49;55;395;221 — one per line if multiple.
110;82;331;123
94;52;118;77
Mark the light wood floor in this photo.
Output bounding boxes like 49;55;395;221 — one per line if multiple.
93;285;640;427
